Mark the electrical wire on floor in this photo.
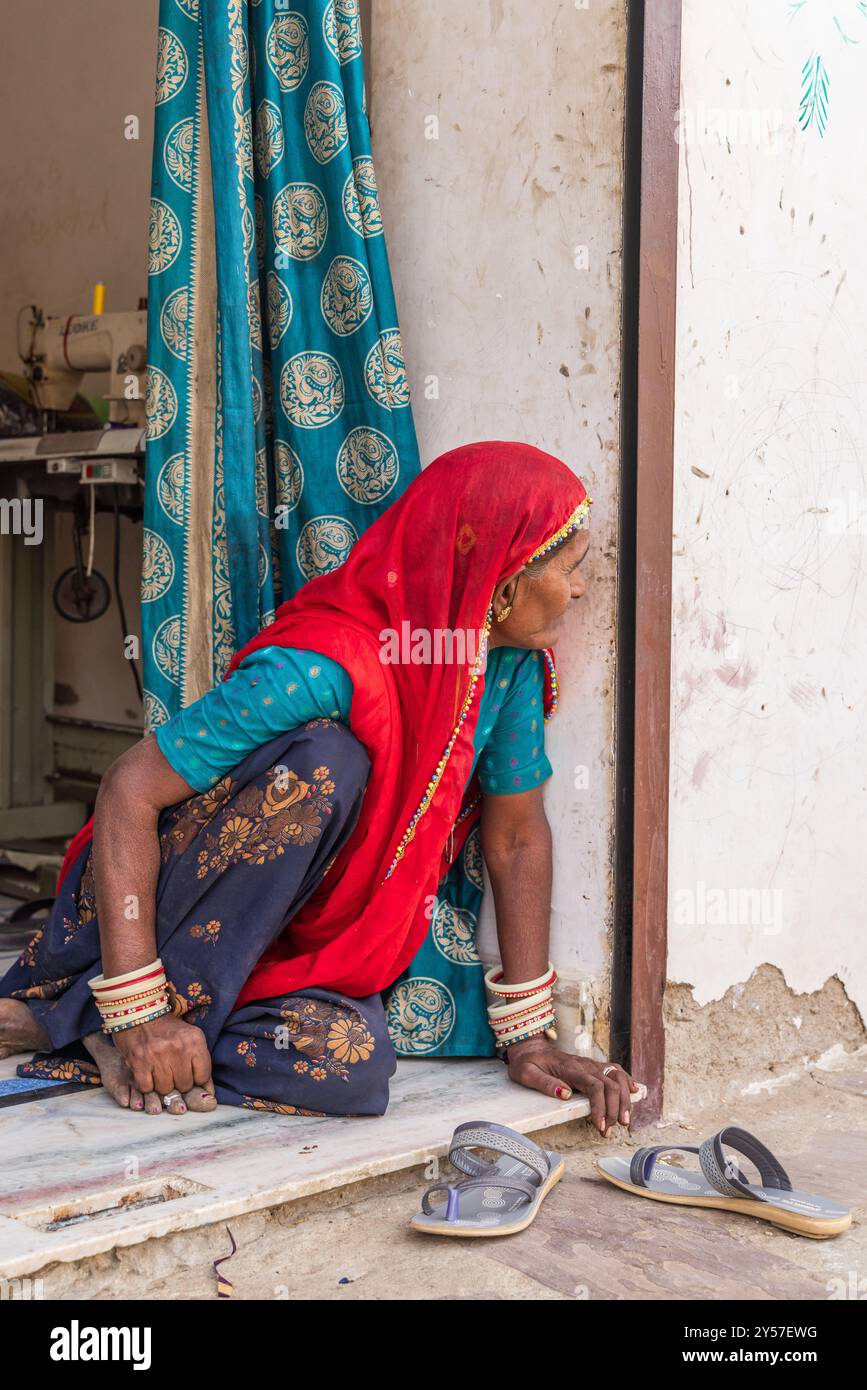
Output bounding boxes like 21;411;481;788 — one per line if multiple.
113;485;143;705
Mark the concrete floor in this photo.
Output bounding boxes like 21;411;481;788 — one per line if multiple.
0;1053;639;1277
2;920;864;1301
5;1057;864;1300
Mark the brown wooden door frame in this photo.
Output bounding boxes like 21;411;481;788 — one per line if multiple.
611;0;682;1124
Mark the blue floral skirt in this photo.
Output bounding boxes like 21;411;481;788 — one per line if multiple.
0;720;397;1116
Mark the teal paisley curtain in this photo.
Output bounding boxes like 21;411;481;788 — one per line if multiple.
143;0;491;1061
143;0;420;726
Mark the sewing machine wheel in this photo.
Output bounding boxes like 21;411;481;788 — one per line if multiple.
52;566;111;623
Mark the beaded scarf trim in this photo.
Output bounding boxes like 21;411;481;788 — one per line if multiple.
383;498;591;882
526;497;593;564
382;606;494;882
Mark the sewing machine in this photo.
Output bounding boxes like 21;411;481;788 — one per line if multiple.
19;294;147;430
1;288;147;489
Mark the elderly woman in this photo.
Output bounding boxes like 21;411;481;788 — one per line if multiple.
0;441;637;1130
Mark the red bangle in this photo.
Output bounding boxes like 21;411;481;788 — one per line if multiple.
492;1007;556;1037
98;993;171;1021
487;969;557;1000
91;964;166;996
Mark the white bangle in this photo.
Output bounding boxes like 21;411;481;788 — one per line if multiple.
484;962;557;997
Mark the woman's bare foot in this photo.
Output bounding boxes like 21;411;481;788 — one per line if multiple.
83;1031;217;1116
0;998;49;1058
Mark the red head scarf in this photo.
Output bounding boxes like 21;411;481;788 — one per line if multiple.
230;439;589;1003
58;441;590;1004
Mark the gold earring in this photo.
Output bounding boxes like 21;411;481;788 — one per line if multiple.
496;605;512;623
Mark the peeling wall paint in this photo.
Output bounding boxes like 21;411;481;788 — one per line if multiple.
663;965;865;1115
370;0;628;994
669;1;867;1021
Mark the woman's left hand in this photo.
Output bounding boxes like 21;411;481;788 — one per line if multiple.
505;1036;640;1135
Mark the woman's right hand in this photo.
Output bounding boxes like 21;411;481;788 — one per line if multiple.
505;1038;640;1133
113;1013;212;1103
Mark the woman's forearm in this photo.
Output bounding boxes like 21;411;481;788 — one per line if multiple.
481;793;552;984
91;737;196;978
93;772;161;977
87;738;212;1099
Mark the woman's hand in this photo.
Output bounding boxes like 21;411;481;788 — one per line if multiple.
505;1036;640;1134
113;1013;212;1102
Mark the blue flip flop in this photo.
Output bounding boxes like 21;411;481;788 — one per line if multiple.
411;1121;565;1237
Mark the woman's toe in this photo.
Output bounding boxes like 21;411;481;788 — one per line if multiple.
129;1088;145;1111
166;1094;187;1115
184;1086;217;1113
115;1082;131;1108
143;1092;163;1116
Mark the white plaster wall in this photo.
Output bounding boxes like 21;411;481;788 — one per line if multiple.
371;0;627;994
669;0;867;1017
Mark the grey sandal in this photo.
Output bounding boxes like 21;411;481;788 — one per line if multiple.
596;1124;851;1239
410;1121;565;1237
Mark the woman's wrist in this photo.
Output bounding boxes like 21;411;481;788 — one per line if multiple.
497;965;551;986
503;1034;550;1062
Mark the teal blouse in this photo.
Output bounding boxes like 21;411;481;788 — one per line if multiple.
155;644;552;798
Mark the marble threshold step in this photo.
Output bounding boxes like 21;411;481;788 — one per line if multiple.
0;1052;646;1280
